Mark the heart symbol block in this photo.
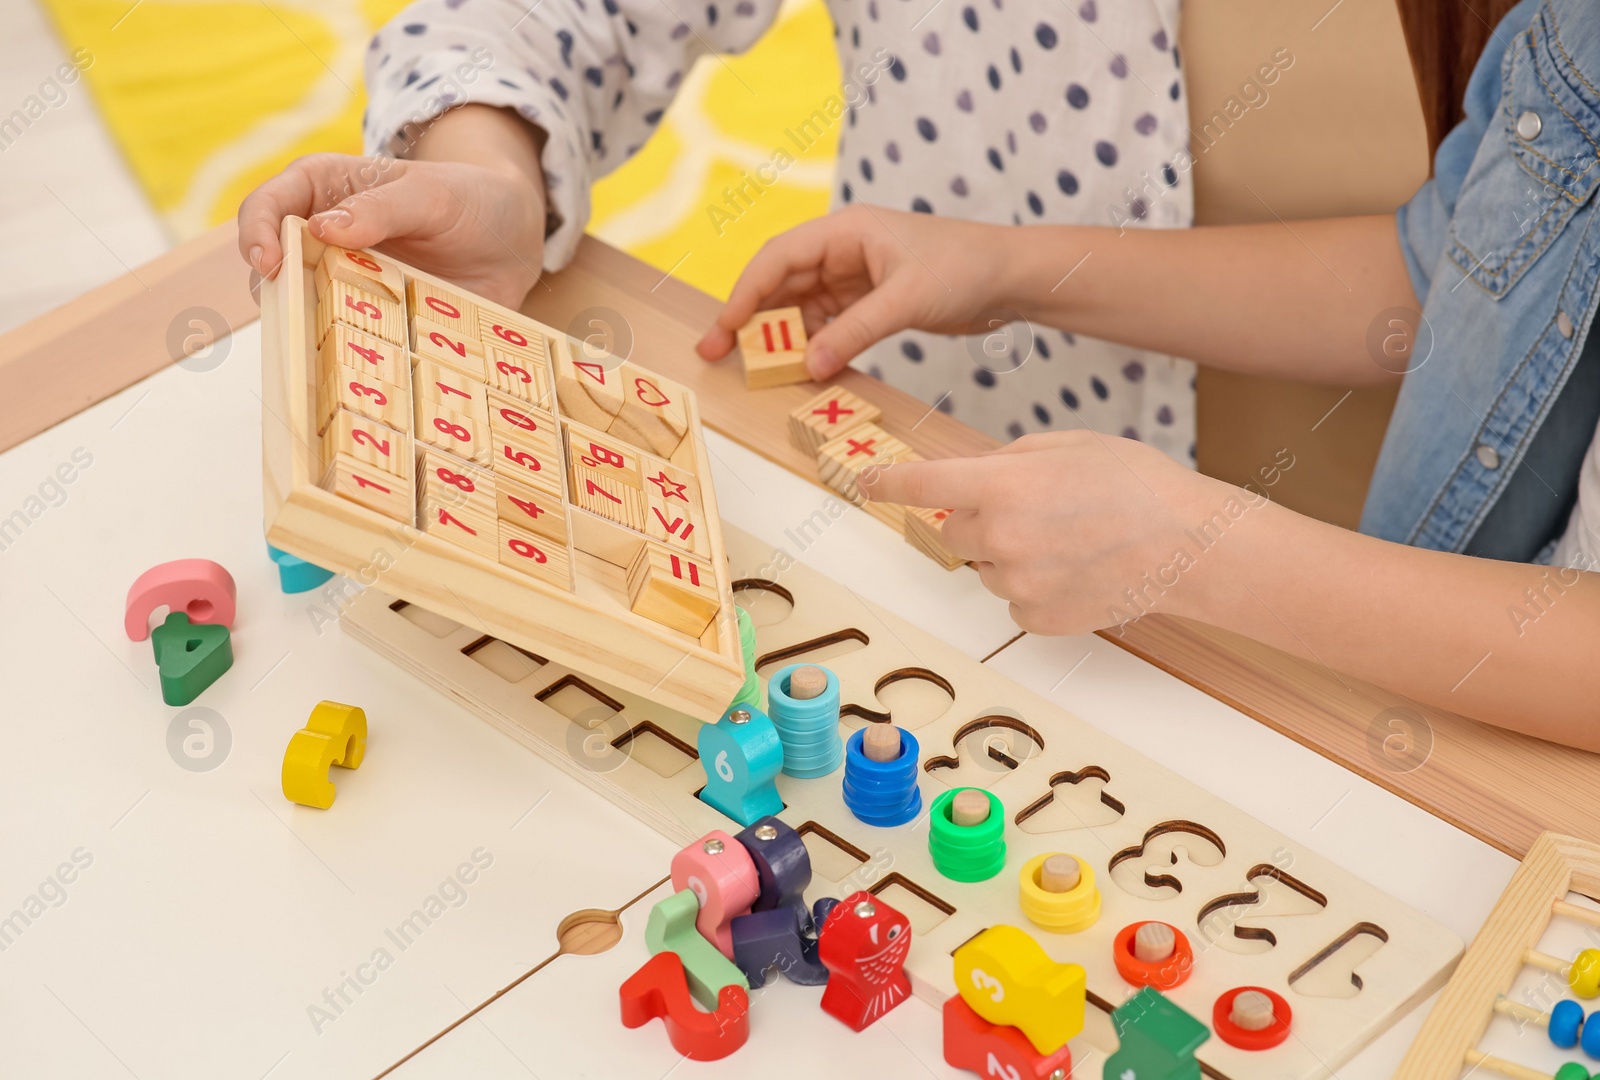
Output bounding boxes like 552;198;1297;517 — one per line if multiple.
151;612;234;706
634;377;672;408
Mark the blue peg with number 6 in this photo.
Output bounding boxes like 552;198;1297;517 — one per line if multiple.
698;704;785;827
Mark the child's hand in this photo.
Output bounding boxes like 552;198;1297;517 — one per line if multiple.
237;153;546;309
696;205;1013;380
861;431;1241;635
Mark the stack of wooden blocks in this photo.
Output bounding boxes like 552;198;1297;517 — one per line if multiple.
311;244;721;638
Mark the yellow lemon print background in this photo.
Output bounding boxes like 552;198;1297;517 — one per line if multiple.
43;0;839;300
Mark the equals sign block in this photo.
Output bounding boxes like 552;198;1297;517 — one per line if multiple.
738;307;810;390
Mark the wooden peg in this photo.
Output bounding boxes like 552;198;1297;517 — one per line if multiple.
863;722;901;763
1039;854;1082;894
787;665;829;701
1230;989;1276;1031
1135;921;1177;963
952;788;992;827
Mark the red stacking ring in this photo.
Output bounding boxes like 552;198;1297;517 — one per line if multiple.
1213;986;1293;1050
1111;921;1194;990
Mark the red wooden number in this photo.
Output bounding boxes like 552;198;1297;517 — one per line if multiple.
346;381;387;405
344;341;385;366
351;428;391;456
433;417;472;443
345;251;383;273
584;478;622;505
424;295;461;320
352;474;392;494
491;324;529;347
433;379;471;399
507;494;545;519
507;537;548;563
428;331;467;358
495;359;532;384
498;407;537;431
503;445;542;471
435;467;475;492
344;294;382;319
436;508;477;535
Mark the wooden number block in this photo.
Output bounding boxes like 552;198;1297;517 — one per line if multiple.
565;421;643;488
571;465;646;530
906;506;963;570
323;409;411;480
487;392;561;448
412;356;490;415
415;397;490;465
818;422;919;530
405;277;478;337
491;431;564;492
628;542;720;637
789;386;882;457
319;365;411;434
416;449;497;524
486;346;555;408
319;279;406;347
314;245;403;302
607;363;690;456
494;474;567;542
646;491;707;555
412;317;487;378
497;520;573;590
322;453;413;522
552;335;625;428
420;499;498;560
320;323;406;385
738;307;809;390
480;311;557;360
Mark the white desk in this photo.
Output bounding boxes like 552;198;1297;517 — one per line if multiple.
0;321;1511;1079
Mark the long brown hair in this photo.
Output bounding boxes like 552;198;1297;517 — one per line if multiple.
1395;0;1524;153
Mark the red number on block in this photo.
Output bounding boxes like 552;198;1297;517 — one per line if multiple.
503;445;543;471
433;379;471;399
428;331;467;358
435;467;475;492
584;478;622;505
507;537;548;563
497;407;537;431
491;323;529;347
433;417;472;443
352;474;392;493
507;495;546;519
436;508;477;535
495;359;532;384
344;294;382;319
345;251;383;273
347;381;387;405
344;341;385;366
424;295;462;320
351;428;390;456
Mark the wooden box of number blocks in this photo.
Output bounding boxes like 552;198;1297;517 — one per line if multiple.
259;218;743;718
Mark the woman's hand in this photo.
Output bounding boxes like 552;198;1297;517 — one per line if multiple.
860;431;1246;635
697;204;1018;380
237;153;546;309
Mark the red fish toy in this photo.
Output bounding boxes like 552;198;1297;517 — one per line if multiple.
817;889;912;1030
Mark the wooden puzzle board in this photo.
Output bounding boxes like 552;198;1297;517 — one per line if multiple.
260;221;742;719
342;526;1464;1080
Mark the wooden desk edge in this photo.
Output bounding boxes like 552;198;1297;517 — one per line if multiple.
7;222;1594;860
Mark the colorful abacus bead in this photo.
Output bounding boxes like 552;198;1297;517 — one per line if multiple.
841;726;922;826
1552;1000;1585;1049
1018;853;1100;934
766;663;843;778
1113;921;1195;990
929;787;1006;882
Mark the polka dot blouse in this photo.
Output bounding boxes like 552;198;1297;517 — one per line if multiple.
364;0;1196;463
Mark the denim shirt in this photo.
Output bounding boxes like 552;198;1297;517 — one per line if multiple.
1362;0;1600;560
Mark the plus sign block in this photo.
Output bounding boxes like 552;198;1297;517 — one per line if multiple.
738;306;810;389
788;385;883;456
906;506;962;570
1103;987;1210;1080
817;422;920;531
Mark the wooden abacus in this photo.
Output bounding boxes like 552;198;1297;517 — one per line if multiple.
260;220;743;718
1398;833;1600;1079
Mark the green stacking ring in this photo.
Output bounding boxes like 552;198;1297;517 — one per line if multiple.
929;787;1006;882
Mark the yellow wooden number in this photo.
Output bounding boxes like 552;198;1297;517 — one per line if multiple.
282;701;368;809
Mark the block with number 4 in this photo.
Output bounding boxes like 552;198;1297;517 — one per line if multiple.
495;474;567;542
320;323;406;385
628;543;720;636
738;307;808;389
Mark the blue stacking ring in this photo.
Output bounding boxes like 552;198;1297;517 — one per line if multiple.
842;727;923;827
768;663;843;777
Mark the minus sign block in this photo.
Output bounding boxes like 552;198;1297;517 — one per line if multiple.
628;542;720;637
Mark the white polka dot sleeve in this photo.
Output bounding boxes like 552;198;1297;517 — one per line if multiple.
362;0;781;271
